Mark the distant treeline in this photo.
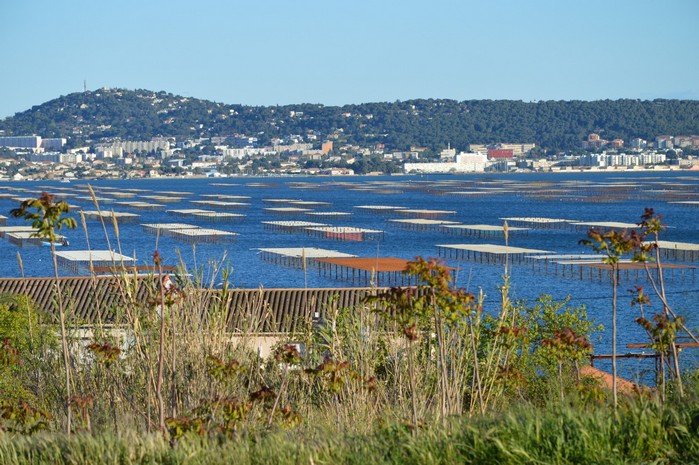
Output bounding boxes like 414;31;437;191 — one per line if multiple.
2;88;698;152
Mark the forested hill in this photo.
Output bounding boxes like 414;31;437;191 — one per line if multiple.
2;88;698;152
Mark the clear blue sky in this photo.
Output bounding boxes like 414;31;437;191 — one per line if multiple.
1;0;698;118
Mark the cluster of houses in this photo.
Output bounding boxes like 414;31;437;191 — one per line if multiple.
0;131;696;181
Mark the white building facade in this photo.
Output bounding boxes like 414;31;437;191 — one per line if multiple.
404;152;487;173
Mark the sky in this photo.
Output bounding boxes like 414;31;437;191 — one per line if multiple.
1;0;698;118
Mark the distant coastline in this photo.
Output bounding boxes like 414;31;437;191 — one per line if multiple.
1;164;697;184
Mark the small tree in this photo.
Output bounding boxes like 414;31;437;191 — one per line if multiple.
580;228;634;409
11;193;76;245
11;192;76;434
631;208;696;398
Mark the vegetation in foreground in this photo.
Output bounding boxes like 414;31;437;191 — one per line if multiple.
2;395;699;464
1;195;697;464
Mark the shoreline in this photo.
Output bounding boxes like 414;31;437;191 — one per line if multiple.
1;164;698;183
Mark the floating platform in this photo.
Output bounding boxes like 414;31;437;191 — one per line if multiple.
7;231;66;247
141;223;200;236
354;205;406;214
141;195;184;203
304;226;384;242
262;198;300;205
48;192;78;199
199;194;251;200
54;250;136;274
0;226;39;238
169;228;238;244
288;200;332;208
246;182;279;188
156;190;194;197
500;217;578;229
167;209;245;222
670;201;699;208
388;218;461;231
115;201;165;210
74;196;114;204
652;240;699;262
525;254;607;268
196;212;246;222
80;210;140;223
107;192;137;199
262;221;328;233
395;209;457;219
263;207;312;215
314;257;425;286
436;243;552;265
288;182;330;190
190;200;251;209
571;221;639;232
439;224;529;238
259;247;356;268
305;211;352;219
546;259;696;283
447;190;490;198
209;183;239;187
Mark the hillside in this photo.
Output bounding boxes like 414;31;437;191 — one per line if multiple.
1;88;698;152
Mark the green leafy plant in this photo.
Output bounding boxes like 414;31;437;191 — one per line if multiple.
10;192;76;244
0;399;51;435
10;192;77;434
542;327;593;399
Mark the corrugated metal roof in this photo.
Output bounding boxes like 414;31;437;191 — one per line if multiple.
0;276;386;333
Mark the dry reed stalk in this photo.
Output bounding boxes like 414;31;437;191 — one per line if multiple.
154;254;167;434
87;184;113;253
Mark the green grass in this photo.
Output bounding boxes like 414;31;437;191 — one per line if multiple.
2;399;699;465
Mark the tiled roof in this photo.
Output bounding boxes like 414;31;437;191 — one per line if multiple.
580;366;640;393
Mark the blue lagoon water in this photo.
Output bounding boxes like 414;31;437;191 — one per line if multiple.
1;171;698;377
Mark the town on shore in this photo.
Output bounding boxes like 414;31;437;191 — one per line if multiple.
0;132;696;182
2;87;698;181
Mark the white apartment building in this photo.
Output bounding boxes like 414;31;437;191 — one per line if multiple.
404;152;487;173
580;152;666;167
97;139;170;154
29;152;82;164
221;147;271;159
0;135;66;151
